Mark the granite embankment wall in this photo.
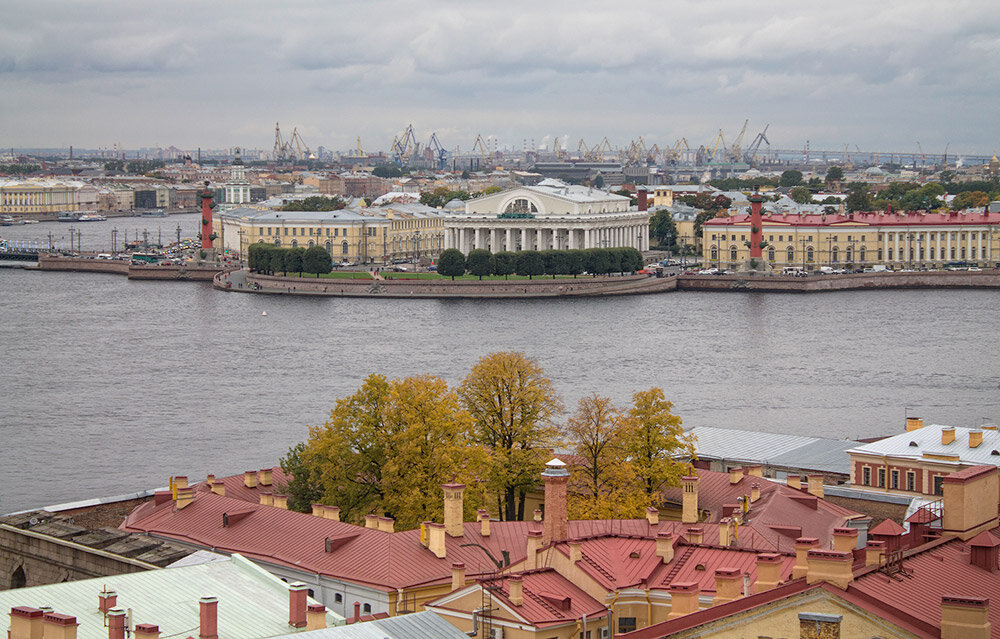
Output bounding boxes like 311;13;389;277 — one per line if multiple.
677;271;1000;292
37;254;229;281
241;272;678;298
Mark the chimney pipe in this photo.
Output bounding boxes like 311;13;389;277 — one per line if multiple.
272;494;288;510
681;475;699;524
352;601;361;623
508;576;523;606
451;563;466;592
526;530;542;570
176;487;195;510
750;484;760;502
645;507;659;525
542;459;570;545
752;553;783;594
569;538;582;563
258;468;273;486
729;467;744;484
787;475;802;490
442;482;466;538
942;427;956;446
98;591;117;614
133;625;159;639
656;532;674;563
306;604;326;631
8;607;43;639
970;429;984;449
258;492;273;507
806;475;824;499
288;583;308;628
477;509;490;537
941;596;991;639
107;610;125;639
41;613;78;639
906;417;924;431
364;514;379;529
199;597;218;639
533;508;542;522
243;471;258;488
637;189;648;212
323;506;340;521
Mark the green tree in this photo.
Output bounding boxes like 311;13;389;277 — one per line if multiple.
303;244;333;276
624;388;695;498
458;352;562;521
693;210;719;240
845;183;873;213
270;248;288;275
281;196;346;212
649;210;678;247
285;247;305;274
584;248;611;275
620;247;643;272
278;442;324;512
565;394;646;520
437;248;466;279
826;166;844;183
565;250;585;277
480;185;503;196
466;249;494;279
952;191;990;209
790;186;813;204
372;164;403;178
779;170;803;187
515;251;544;279
492;251;517;279
542;250;567;278
104;160;124;173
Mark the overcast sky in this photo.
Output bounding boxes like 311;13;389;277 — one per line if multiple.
3;0;999;157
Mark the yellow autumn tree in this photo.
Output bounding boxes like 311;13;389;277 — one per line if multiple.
624;387;695;499
458;352;563;521
565;394;647;520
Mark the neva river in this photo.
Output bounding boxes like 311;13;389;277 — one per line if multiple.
1;229;999;512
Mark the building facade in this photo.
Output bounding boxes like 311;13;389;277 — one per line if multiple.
702;210;1000;270
444;180;649;253
0;179;82;214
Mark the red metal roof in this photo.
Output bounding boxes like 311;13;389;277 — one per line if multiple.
869;519;906;536
195;467;290;504
493;569;608;627
851;533;1000;637
703;211;1000;228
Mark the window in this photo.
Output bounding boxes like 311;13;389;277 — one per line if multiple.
335;594;343;603
906;471;916;492
283;227;289;236
711;246;718;261
326;228;331;237
877;248;883;260
877;468;886;488
807;247;814;262
291;240;298;248
832;235;838;242
769;235;773;241
832;247;839;262
888;248;894;260
847;235;852;242
933;476;945;495
862;467;871;486
846;247;853;263
860;247;866;262
342;241;349;255
779;235;784;242
618;618;637;634
890;470;899;489
787;247;794;262
292;228;297;236
741;235;746;241
362;604;371;614
768;247;775;261
326;241;332;252
712;234;717;240
730;247;738;261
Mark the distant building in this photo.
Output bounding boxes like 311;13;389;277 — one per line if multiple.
444;179;648;253
0;179;83;214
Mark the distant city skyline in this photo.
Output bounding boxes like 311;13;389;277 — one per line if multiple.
3;1;998;156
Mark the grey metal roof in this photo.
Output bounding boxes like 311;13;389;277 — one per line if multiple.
847;424;1000;467
687;426;860;475
275;611;467;639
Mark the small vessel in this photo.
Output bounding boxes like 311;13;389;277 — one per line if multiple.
0;216;14;226
261;311;268;316
78;214;107;222
57;212;79;222
141;209;167;217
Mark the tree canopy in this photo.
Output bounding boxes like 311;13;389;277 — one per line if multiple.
281;196;347;212
437;248;466;279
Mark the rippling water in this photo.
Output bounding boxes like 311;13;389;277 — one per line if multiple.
1;257;998;513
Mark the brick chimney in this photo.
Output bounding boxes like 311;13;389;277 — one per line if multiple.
542;459;570;545
718;518;733;547
209;481;225;497
787;475;802;490
525;530;542;570
656;532;674;563
133;624;159;639
569;538;582;563
806;475;824;499
243;471;258;488
752;553;783;594
98;591;117;614
746;466;763;478
198;597;218;639
729;467;744;484
477;509;490;537
8;607;43;639
442;482;466;538
805;549;853;589
311;504;325;517
41;613;78;639
174;476;188;490
288;583;308;628
377;517;394;533
713;568;742;605
667;582;700;619
508;576;523;606
272;494;288;510
750;484;761;503
942;426;956;445
681;475;699;524
637;189;648;212
306;604;326;631
970;428;984;448
107;610;125;639
941;595;991;639
258;468;273;486
323;506;340;521
645;507;660;525
686;526;704;545
969;532;1000;571
906;416;924;431
426;522;446;558
364;514;379;529
451;563;465;592
259;492;273;507
792;537;820;579
799;612;843;639
176;487;195;510
865;540;886;567
533;508;542;522
832;527;859;552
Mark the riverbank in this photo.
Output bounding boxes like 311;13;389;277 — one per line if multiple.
37;254;232;281
675;270;1000;292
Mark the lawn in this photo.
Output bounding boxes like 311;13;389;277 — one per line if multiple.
308;271;374;279
383;273;580;281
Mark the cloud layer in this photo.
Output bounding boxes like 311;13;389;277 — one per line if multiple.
2;0;998;156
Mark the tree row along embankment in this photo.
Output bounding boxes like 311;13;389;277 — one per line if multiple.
235;271;678;298
37;254;231;281
676;270;1000;292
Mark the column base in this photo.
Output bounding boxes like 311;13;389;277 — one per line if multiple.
738;258;773;273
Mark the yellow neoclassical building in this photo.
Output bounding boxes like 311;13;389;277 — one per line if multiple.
1;179;83;214
217;204;445;264
702;210;1000;270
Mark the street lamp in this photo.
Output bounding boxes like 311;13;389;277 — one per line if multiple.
415;230;421;265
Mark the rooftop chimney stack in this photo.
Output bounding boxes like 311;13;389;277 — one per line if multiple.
787;475;802;490
805;549;854;589
41;613;78;639
865;540;886;567
258;468;273;486
645;507;660;526
542;459;570;545
508;576;523;606
427;522;446;558
569;538;582;563
477;509;490;537
526;530;542;570
364;514;379;529
752;553;783;594
656;532;675;564
107;610;125;639
198;597;218;639
323;506;340;521
686;526;704;545
442;482;466;538
637;189;648;212
729;467;744;485
176;487;195;510
942;426;956;446
133;624;160;639
792;537;820;579
288;583;308;628
377;517;394;533
832;527;859;552
243;471;258;488
272;494;288;510
451;563;466;592
8;607;43;639
750;484;761;502
941;596;991;639
667;582;700;619
209;481;225;497
713;567;742;605
970;428;984;448
259;492;273;507
906;417;924;432
98;591;117;614
806;475;824;499
681;475;700;524
306;605;326;631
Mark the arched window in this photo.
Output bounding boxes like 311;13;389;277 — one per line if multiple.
832;247;839;262
325;241;332;253
768;247;775;261
291;240;298;248
730;246;738;261
342;241;349;255
786;246;794;262
274;238;281;247
710;246;718;261
807;247;814;262
846;247;853;263
308;240;314;248
503;198;537;215
860;247;866;262
11;565;26;589
362;604;371;614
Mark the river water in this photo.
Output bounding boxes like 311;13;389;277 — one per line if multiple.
1;217;999;513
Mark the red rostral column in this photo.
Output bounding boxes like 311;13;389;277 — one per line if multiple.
749;189;764;259
199;181;214;250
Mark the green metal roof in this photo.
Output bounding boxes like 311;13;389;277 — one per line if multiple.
0;554;343;639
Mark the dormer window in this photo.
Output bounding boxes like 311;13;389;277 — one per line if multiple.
909;441;919;447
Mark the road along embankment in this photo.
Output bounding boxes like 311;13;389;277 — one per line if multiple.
676;270;1000;292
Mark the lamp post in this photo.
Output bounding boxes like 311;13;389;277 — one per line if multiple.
415;230;421;265
111;227;118;255
176;224;181;249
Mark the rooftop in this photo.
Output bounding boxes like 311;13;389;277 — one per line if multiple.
704;210;1000;227
848;424;1000;467
686;426;860;475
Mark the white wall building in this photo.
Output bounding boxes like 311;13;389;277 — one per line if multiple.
443;179;650;253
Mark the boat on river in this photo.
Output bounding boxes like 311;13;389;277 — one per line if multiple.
78;214;107;222
57;212;79;222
